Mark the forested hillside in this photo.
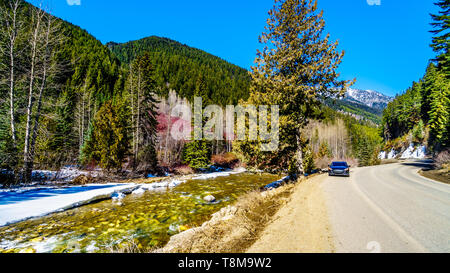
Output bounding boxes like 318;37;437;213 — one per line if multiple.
0;0;387;185
107;36;250;105
0;0;123;181
0;0;253;181
382;63;449;151
325;98;383;125
381;0;449;153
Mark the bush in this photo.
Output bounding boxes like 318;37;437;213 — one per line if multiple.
136;145;158;173
315;156;331;170
303;145;315;174
0;170;15;187
182;140;211;169
434;149;450;169
72;175;95;185
172;165;195;175
317;141;332;158
211;153;239;169
412;120;426;143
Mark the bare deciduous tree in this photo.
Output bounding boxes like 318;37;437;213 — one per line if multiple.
0;0;22;148
23;4;63;183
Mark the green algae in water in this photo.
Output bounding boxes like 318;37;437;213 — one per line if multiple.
0;172;279;253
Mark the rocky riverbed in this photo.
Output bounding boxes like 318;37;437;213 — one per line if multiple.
0;172;279;253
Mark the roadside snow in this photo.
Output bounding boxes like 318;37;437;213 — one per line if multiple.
387;149;397;159
0;183;137;227
400;144;427;159
401;144;416;159
413;145;426;159
379;144;427;160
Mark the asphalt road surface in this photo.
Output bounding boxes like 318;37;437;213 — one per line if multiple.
322;160;450;253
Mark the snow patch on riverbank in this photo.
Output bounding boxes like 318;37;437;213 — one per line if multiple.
30;166;102;182
192;168;246;180
0;183;137;227
0;168;249;227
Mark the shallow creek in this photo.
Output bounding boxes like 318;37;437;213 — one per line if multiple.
0;172;279;253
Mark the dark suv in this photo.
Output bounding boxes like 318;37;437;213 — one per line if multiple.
328;161;350;177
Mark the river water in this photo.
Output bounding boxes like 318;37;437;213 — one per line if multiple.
0;172;279;253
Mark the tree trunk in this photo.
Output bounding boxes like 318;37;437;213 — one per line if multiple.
23;8;44;183
296;130;304;175
9;42;17;146
164;113;171;163
135;68;141;161
3;0;21;148
23;31;39;182
30;61;48;170
129;65;136;169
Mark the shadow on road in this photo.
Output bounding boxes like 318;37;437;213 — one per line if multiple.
401;159;435;170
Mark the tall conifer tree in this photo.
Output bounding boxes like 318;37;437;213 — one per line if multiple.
248;0;352;174
431;0;450;75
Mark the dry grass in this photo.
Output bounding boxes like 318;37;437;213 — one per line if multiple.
380;159;400;165
247;174;334;253
154;182;298;253
420;167;450;185
419;150;450;185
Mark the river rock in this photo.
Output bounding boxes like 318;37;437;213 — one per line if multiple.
203;195;216;203
111;192;125;200
72;175;92;185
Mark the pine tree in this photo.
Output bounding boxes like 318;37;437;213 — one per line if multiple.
421;63;438;122
428;71;450;148
82;100;129;171
358;137;372;167
130;52;159;172
318;141;332;158
194;76;209;103
302;144;315;174
412;119;425;143
247;0;352;174
183;140;211;169
430;0;450;76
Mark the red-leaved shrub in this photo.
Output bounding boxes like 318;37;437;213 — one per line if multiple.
211;153;239;169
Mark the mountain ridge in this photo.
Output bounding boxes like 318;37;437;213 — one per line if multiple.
107;35;251;106
345;88;393;110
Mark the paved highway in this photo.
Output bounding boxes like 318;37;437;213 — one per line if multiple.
322;160;450;253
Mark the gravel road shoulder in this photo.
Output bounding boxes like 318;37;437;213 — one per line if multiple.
246;175;334;253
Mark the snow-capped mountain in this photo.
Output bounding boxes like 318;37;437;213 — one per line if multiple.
345;88;393;110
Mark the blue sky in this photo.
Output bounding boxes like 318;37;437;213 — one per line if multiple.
30;0;439;97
